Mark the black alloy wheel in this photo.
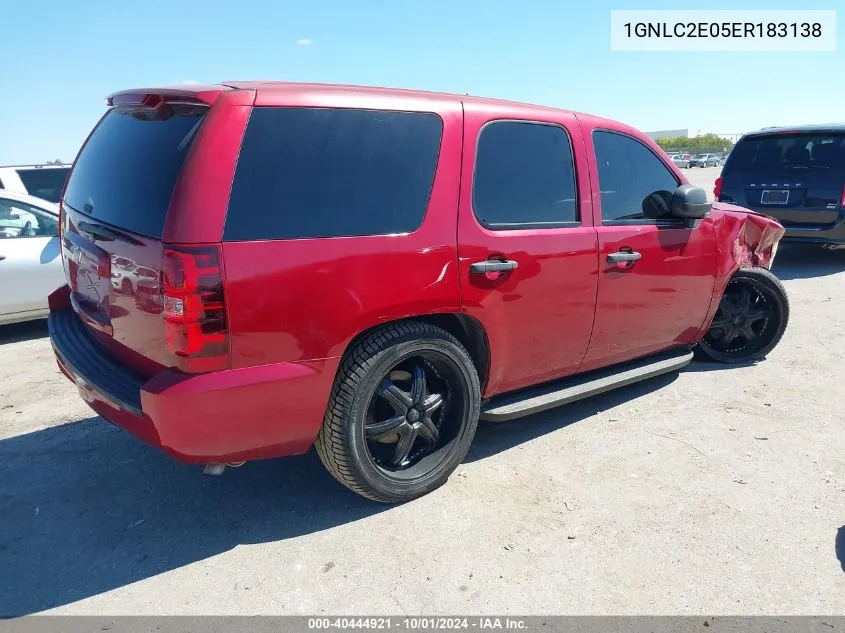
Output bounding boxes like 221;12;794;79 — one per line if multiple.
315;321;480;502
365;360;451;470
696;267;789;364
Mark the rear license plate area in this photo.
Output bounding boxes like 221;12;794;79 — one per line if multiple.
62;231;113;331
761;189;789;205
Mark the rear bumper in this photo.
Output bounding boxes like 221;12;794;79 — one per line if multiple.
49;308;336;464
780;219;845;245
732;208;845;245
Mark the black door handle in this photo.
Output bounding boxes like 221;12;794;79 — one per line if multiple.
607;251;641;264
0;255;6;261
470;259;519;274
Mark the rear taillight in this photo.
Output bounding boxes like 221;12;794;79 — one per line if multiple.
840;184;845;208
162;244;229;373
714;177;724;200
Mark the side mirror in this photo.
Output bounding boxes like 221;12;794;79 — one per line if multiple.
671;185;711;220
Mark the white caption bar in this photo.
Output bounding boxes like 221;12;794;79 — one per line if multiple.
611;10;836;52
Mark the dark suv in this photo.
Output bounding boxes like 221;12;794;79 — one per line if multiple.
48;82;789;503
716;124;845;245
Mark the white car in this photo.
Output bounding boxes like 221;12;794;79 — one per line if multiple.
110;257;159;295
0;191;64;325
0;164;71;204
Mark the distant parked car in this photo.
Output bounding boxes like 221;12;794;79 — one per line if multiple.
0;190;63;325
690;153;721;168
716;124;845;246
0;164;71;203
671;154;691;169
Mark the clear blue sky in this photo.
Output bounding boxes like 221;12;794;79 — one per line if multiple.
1;0;841;164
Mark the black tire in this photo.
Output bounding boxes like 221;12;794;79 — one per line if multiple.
695;267;789;364
314;321;481;503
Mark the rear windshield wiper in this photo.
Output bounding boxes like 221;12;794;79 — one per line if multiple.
77;221;144;246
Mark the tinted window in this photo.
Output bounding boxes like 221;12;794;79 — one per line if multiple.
473;121;577;229
224;107;443;241
593;130;679;223
16;168;70;203
63;104;207;238
726;132;845;176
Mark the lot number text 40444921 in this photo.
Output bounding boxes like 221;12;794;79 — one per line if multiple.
307;617;528;630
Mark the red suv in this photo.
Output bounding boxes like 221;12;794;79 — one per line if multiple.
48;82;790;502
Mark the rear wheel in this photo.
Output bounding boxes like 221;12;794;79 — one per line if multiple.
695;267;789;363
315;321;480;503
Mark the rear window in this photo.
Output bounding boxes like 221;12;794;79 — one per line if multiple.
16;167;70;203
726;132;845;176
224;107;443;241
63;104;206;238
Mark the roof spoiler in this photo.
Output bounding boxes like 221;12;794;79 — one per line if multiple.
106;84;232;108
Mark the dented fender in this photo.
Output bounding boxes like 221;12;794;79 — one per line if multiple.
695;203;786;340
712;202;785;274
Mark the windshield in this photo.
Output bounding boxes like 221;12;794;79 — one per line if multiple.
16;167;70;203
727;132;845;175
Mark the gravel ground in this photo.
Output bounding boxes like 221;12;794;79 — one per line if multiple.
1;166;843;615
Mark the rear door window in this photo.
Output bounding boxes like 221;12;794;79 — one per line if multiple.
472;121;578;229
224;107;443;241
63;104;207;238
16;168;70;203
727;133;845;176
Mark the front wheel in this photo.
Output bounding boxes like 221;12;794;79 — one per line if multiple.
695;267;789;364
315;321;481;503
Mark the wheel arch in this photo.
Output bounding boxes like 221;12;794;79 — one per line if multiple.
339;313;491;393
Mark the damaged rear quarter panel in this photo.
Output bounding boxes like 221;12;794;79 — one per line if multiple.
694;203;785;340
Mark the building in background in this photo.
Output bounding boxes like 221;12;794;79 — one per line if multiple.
647;129;745;143
646;129;689;141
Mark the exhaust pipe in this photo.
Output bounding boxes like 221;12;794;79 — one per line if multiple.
202;461;246;476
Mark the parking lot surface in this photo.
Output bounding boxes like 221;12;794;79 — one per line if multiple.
1;167;844;615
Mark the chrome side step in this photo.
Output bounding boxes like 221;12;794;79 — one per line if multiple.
480;348;694;422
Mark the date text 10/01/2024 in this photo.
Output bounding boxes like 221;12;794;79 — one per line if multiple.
308;618;528;630
623;22;823;38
